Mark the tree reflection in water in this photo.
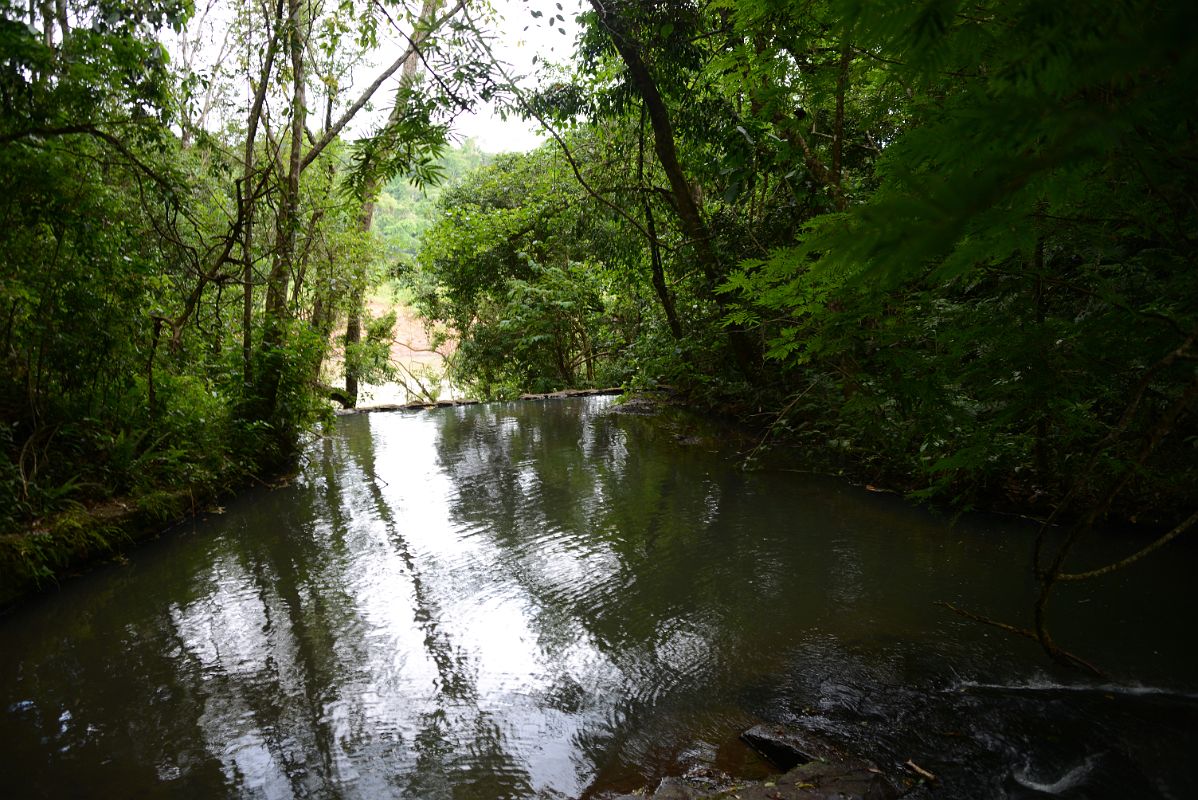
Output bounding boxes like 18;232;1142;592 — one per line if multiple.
1;397;1196;799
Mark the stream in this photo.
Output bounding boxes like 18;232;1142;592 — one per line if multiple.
1;396;1195;798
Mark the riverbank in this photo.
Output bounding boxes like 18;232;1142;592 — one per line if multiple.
0;389;627;612
357;384;1188;532
0;483;225;611
621;384;1195;533
2;441;305;612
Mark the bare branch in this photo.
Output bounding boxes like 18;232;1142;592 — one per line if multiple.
301;0;468;171
1058;510;1198;582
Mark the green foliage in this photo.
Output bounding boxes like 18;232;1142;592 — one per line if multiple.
0;0;186;136
395;0;1198;523
714;0;1198;514
343;309;400;388
343;81;450;201
411;139;653;399
372;139;491;260
0;0;406;533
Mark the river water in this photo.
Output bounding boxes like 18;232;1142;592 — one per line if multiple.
1;397;1195;798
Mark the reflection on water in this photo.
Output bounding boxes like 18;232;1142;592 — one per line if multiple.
1;397;1196;799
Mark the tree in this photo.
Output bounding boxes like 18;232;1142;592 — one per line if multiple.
412;140;646;398
583;0;763;379
0;0;498;535
345;0;452;408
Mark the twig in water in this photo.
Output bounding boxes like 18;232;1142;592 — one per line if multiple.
935;601;1106;678
904;760;937;782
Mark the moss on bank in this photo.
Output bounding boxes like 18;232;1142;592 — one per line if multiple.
0;485;216;611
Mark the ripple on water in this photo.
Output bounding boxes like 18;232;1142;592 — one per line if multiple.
2;397;1196;800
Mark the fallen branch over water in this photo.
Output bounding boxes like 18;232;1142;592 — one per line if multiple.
935;601;1106;678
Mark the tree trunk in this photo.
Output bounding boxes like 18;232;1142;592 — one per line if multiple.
832;41;851;189
344;0;441;407
240;0;284;393
589;1;759;380
54;0;67;39
258;0;307;420
638;103;682;340
39;0;53;47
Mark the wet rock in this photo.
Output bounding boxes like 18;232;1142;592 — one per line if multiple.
673;434;705;446
608;724;900;800
593;767;742;800
768;760;897;800
519;387;623;400
653;776;701;799
592;724;901;800
609;396;663;415
660;767;741;798
740;724;844;770
619;761;897;800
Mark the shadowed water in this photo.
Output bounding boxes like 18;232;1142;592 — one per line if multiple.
1;397;1195;798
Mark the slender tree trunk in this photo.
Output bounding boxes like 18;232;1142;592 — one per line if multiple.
832;41;851;188
591;3;709;279
589;1;758;379
344;0;441;407
638;104;681;340
1032;234;1048;477
240;0;283;393
54;0;67;39
258;0;307;420
242;204;255;387
147;318;161;417
39;0;53;47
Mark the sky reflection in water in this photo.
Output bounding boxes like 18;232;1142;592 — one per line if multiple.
2;397;1197;799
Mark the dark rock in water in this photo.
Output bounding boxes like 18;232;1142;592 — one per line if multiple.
607;396;662;415
741;724;844;770
653;776;703;799
673;434;705;446
611;761;897;799
759;761;897;800
596;726;900;800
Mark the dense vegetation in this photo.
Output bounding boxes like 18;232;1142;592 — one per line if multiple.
375;139;490;262
413;1;1198;531
1;0;1195;638
0;0;491;589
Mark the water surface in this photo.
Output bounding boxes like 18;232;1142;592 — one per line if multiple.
2;397;1195;798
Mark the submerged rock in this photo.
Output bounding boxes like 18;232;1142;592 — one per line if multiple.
764;761;897;800
602;725;900;800
610;762;896;799
741;723;845;769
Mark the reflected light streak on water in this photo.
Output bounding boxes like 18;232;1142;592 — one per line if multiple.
1;396;1197;799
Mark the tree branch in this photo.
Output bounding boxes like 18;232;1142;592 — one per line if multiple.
1058;510;1198;582
300;0;467;171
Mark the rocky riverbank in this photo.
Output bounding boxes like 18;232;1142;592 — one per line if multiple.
602;724;920;800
